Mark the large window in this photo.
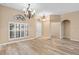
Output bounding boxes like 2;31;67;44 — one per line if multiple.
9;22;28;40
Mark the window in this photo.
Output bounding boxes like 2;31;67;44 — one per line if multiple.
10;23;15;38
9;22;28;40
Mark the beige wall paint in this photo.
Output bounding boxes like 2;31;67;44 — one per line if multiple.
1;4;79;44
0;5;36;44
0;5;23;43
50;15;61;22
50;12;79;41
0;5;50;44
61;11;79;41
50;15;61;39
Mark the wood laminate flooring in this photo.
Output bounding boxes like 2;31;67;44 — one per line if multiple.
0;38;79;55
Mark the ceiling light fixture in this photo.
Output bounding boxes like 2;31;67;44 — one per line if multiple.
23;4;35;19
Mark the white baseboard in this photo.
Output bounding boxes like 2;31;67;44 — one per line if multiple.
0;37;37;46
0;36;52;46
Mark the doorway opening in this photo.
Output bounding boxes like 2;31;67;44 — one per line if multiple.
62;20;71;40
36;19;42;37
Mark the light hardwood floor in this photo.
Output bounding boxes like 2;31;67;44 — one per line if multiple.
0;38;79;55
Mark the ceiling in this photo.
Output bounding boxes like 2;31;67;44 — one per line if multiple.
1;3;79;15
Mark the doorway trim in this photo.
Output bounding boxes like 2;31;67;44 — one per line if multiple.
61;20;71;40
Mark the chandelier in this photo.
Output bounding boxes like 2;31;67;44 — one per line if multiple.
23;4;35;19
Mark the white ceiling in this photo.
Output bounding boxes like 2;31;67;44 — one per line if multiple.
1;3;79;15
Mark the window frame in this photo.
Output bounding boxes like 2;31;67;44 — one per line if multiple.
8;22;28;41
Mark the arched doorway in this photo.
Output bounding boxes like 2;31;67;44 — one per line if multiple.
62;20;71;39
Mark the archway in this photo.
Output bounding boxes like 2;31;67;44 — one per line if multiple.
62;20;71;39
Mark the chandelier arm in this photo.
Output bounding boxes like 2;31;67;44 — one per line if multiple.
27;4;30;10
23;4;35;19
